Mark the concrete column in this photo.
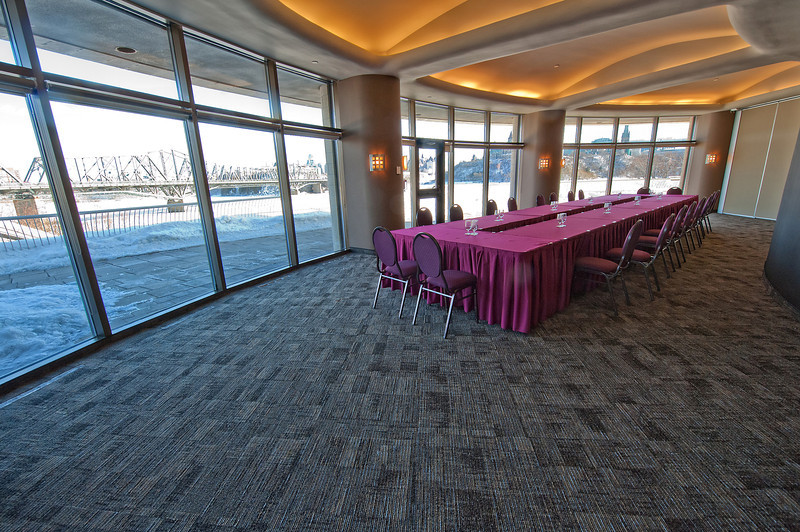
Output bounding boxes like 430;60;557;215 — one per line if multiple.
337;75;403;250
518;110;565;208
684;111;735;203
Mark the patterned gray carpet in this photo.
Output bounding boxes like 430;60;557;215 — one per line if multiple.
1;214;798;531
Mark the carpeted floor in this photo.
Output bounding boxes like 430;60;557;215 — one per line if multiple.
1;213;798;531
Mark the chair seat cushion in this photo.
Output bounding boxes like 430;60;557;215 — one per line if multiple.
386;259;418;279
427;269;477;291
574;256;618;275
638;235;658;245
643;228;661;237
605;248;651;263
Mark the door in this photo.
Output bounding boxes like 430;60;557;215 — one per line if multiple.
415;139;445;224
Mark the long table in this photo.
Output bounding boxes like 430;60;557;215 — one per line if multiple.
390;194;696;333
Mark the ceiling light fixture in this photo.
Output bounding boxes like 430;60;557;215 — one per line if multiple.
115;46;137;54
553;64;560;69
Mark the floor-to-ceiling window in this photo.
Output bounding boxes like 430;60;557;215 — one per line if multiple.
402;99;521;223
0;0;343;383
563;116;694;198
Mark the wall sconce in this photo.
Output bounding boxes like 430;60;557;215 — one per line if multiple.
705;153;718;165
538;157;551;170
369;153;385;172
560;158;566;168
402;155;408;171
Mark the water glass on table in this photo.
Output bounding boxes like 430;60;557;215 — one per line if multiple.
556;213;566;227
604;202;612;214
550;201;558;211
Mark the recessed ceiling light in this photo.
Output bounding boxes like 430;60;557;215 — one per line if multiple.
115;46;137;54
713;77;719;82
553;64;560;69
311;60;319;64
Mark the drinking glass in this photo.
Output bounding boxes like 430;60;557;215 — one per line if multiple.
557;213;566;227
550;201;558;211
604;202;612;213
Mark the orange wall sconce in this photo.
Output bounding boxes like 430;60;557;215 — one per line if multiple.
538;156;551;169
369;153;385;172
401;155;408;171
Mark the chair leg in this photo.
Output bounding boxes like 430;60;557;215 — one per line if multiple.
398;278;409;318
661;250;671;279
373;274;383;309
412;287;424;325
650;261;661;292
443;293;456;339
667;244;678;271
620;274;631;306
677;239;687;262
473;287;479;323
640;263;654;301
605;277;619;316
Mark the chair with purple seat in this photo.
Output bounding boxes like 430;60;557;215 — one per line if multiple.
416;206;433;226
412;232;478;338
637;187;651;195
372;227;419;318
508;197;518;211
573;220;643;316
549;192;558;203
636;212;677;278
578;189;585;200
486;199;498;216
567;190;575;201
673;201;697;261
536;194;546;206
666;186;683;195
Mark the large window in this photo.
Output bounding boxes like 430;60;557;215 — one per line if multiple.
0;93;93;379
415;102;449;139
0;0;342;384
453;148;484;219
563;116;694;198
27;0;177;98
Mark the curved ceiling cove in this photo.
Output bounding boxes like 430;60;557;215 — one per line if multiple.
133;0;800;113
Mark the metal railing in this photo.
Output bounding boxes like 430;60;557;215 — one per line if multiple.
0;195;285;251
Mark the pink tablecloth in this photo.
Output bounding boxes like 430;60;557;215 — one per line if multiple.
390;194;696;333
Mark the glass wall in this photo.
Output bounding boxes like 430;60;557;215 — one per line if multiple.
285;135;342;263
0;93;93;377
51;102;214;330
0;0;342;383
415;102;449;139
455;109;484;142
563;116;694;198
489;148;514;209
453;147;484;219
560;148;575;200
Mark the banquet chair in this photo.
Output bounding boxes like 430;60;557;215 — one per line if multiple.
633;212;676;283
412;232;478;338
416;207;433;226
637;187;651;195
702;190;720;233
449;204;464;222
508;197;518;211
549;192;558;203
372;227;419;318
578;189;585;200
663;204;688;270
673;201;697;261
567;190;575;201
536;194;546;206
573;220;643;316
486;199;498;215
666;186;683;195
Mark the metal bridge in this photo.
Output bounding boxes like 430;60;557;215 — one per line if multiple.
0;150;329;196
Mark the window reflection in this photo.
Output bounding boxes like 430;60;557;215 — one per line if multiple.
276;67;330;126
0;93;93;379
489;149;513;210
26;0;177;98
612;147;652;194
577;148;611;197
184;35;270;116
651;147;688;192
51;102;213;330
453;148;484;219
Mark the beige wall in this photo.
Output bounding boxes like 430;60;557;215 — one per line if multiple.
684;111;735;202
519;110;565;209
338;75;403;250
722;97;800;219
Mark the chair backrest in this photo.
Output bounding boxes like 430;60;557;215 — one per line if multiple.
449;203;464;221
413;232;446;290
487;199;498;215
681;202;697;232
654;213;676;251
669;205;688;239
372;226;398;271
507;197;518;211
637;187;651;195
617;220;644;270
666;186;683;195
416;207;433;226
578;189;585;200
567;190;575;201
549;192;558;202
536;194;545;206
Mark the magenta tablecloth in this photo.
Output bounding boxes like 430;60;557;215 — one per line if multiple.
390;194;695;333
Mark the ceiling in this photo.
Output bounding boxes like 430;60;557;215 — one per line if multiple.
136;0;800;114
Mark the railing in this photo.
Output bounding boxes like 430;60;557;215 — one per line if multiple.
0;195;285;251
